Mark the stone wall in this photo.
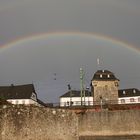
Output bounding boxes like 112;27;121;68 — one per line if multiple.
0;106;78;140
92;80;119;102
0;106;140;140
78;110;140;137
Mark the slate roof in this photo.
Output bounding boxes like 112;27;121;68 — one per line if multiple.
118;88;140;98
92;70;119;81
0;84;36;100
60;90;92;98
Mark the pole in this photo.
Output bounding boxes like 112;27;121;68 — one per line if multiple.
80;68;83;106
97;58;100;70
86;87;90;106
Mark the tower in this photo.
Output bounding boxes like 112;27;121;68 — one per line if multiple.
91;70;119;104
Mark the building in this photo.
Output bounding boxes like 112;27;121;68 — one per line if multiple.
60;90;93;107
118;88;140;104
60;69;140;107
91;70;119;104
0;84;42;106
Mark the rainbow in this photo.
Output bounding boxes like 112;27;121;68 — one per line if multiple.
0;31;139;54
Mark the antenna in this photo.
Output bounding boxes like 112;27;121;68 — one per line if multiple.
97;58;100;70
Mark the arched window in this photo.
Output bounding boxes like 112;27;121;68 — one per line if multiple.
130;98;135;102
121;99;125;104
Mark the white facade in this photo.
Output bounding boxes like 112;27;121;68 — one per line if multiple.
118;96;140;104
7;99;38;105
60;96;140;107
60;96;93;107
7;92;38;106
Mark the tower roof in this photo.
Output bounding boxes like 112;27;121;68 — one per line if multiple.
92;70;119;81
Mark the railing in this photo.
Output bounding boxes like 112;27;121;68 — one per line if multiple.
47;99;140;108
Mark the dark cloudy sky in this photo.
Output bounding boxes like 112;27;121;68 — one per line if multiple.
0;0;140;102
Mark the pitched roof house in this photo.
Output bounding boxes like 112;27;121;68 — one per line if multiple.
60;90;93;106
0;84;42;106
118;88;140;104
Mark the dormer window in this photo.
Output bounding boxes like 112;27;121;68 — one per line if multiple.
102;70;104;72
123;90;126;94
107;74;110;78
100;74;102;78
133;89;136;93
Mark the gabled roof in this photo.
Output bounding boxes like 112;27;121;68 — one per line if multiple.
60;90;92;98
0;84;36;100
92;70;119;81
118;88;140;98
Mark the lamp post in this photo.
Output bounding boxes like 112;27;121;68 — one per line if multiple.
80;68;83;106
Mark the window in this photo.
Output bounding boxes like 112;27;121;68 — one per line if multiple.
100;74;102;78
138;98;140;102
107;74;110;78
130;98;135;102
123;90;126;94
22;100;25;104
133;89;136;93
15;100;18;104
121;99;125;104
67;101;69;106
115;82;119;87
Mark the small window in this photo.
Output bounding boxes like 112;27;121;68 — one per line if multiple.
123;91;126;94
133;89;136;93
115;82;119;87
130;98;135;102
100;74;102;78
107;74;110;78
67;101;69;106
15;100;18;104
22;100;25;104
121;99;125;104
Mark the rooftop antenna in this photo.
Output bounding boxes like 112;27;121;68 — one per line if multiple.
97;58;100;70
